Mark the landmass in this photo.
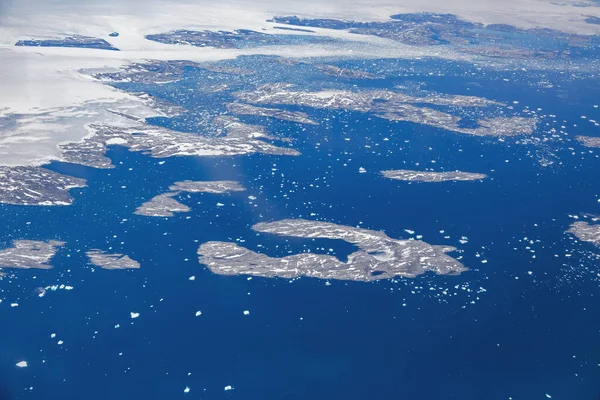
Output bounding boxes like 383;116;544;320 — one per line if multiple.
60;115;299;170
0;167;87;206
86;250;141;269
381;169;488;182
269;13;599;59
576;135;600;148
198;219;466;281
227;103;318;125
567;221;600;247
135;180;245;217
145;29;335;49
15;35;119;51
0;240;65;269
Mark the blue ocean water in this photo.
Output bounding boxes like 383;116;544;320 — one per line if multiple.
1;57;600;400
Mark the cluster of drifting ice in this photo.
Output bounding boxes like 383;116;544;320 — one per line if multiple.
234;83;536;136
567;221;600;248
382;169;487;182
227;103;318;125
135;180;245;217
86;250;141;270
198;219;466;281
0;240;65;270
0;167;86;206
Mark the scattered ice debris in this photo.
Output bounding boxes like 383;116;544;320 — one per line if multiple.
16;361;28;368
224;385;233;391
189;276;196;281
216;202;225;207
130;312;140;319
46;284;74;292
359;167;366;173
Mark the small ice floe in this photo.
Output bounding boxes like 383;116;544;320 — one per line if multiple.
481;260;488;264
546;394;552;399
16;361;28;368
57;340;64;345
224;385;233;391
195;311;202;317
216;203;225;207
243;310;250;315
404;229;415;235
358;167;366;173
188;276;196;281
184;386;190;394
10;303;18;307
130;312;140;319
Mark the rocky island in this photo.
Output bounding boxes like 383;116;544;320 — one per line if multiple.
0;240;65;269
234;83;536;137
567;221;600;248
576;135;600;148
135;180;245;217
86;250;141;270
198;219;466;281
382;169;488;182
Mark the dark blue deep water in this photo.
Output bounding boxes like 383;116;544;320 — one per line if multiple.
1;56;600;400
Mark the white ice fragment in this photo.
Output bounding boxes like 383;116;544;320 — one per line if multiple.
546;395;552;399
243;310;250;315
188;276;196;281
195;311;202;317
130;312;140;319
184;386;190;394
16;361;28;368
224;386;233;391
359;167;366;173
216;203;225;207
57;340;63;345
10;303;18;307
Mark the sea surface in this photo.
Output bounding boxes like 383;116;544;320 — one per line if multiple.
1;57;600;400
